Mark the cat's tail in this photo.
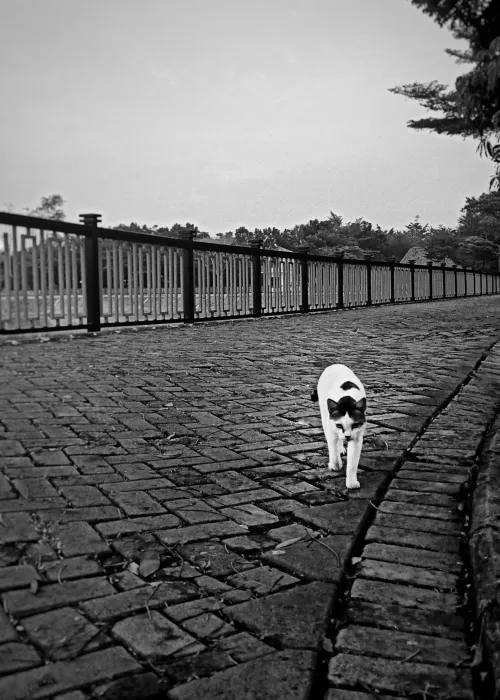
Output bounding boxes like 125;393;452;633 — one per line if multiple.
310;388;318;402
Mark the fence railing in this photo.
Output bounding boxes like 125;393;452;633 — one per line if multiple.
1;211;499;333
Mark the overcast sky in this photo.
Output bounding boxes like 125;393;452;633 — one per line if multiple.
0;0;493;235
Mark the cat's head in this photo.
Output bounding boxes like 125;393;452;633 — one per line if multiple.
327;396;366;440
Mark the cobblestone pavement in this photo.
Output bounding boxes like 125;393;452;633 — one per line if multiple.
1;296;500;700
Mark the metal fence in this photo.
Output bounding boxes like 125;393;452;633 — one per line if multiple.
1;211;499;333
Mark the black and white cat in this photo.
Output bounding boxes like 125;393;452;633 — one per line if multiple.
311;364;367;489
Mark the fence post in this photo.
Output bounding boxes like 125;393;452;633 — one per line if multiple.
428;262;433;301
472;268;477;296
364;253;373;306
453;265;458;298
441;263;446;299
463;266;468;297
409;260;415;302
179;229;196;322
80;213;102;332
249;239;263;317
336;252;344;308
298;246;309;313
389;256;396;304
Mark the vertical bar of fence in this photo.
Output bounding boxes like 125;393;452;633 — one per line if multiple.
80;213;101;332
441;263;446;298
179;230;195;322
463;266;467;297
473;269;477;296
249;240;263;317
453;265;458;298
336;252;344;308
365;254;373;306
428;262;433;301
409;260;415;302
298;247;309;313
389;257;395;304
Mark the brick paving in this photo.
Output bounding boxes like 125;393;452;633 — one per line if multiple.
0;296;500;699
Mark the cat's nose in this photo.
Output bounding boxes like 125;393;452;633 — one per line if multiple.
345;436;352;442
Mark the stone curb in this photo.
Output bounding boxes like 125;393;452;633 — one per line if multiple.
470;348;500;699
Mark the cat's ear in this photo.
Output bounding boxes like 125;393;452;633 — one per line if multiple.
327;399;339;417
355;398;366;412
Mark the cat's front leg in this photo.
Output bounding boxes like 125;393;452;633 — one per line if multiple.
345;435;363;489
326;425;343;471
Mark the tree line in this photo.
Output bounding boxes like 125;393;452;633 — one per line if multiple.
114;191;500;271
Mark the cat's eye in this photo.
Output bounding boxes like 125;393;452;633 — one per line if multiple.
352;423;361;429
335;423;343;430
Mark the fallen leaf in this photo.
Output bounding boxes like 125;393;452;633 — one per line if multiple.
351;556;363;565
139;551;161;578
127;562;140;576
30;580;39;594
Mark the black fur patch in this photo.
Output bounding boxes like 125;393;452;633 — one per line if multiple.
310;389;319;402
340;381;359;391
328;396;366;422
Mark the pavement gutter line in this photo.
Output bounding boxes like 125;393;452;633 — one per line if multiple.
309;338;500;700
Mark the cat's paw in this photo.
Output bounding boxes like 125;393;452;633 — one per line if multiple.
346;478;360;489
328;460;342;471
339;445;346;456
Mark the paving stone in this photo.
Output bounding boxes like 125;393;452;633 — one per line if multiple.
378;499;460;521
110;531;166;561
324;691;401;700
362;542;462;573
208;470;258;491
336;624;469;665
357;558;457;590
366;525;460;553
57;485;111;506
0;607;18;643
56;521;110;557
31;449;71;465
268;523;313;543
2;577;115;617
0;440;25;456
216;631;275;662
392;477;461;495
81;581;199;621
0;646;142;700
168;649;316;700
0;564;39;591
166;498;225;524
156;520;247;546
181;612;235;639
0;496;68;513
219;503;279;528
42;505;121;523
224;581;335;650
95;513;181;538
262;534;351;583
107;490;166;516
92;672;169;700
226;565;299;594
328;653;473;699
350;578;459;612
12;477;60;499
23;606;109;660
295;500;370;535
223;534;274;554
165;597;222;622
0;642;42;674
112;611;202;659
0;512;42;543
103;478;174;492
43;556;103;582
373;512;461;536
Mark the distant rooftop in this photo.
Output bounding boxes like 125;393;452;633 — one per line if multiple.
400;245;456;266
